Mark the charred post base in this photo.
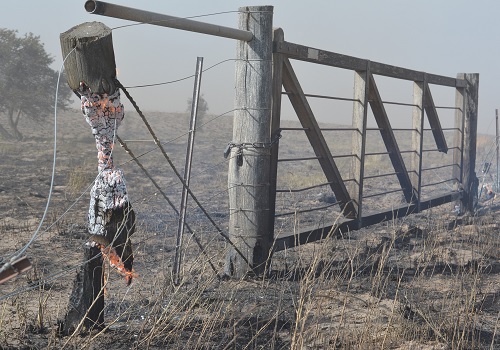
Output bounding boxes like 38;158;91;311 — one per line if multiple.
60;245;104;335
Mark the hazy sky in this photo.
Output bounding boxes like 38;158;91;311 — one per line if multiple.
2;1;500;134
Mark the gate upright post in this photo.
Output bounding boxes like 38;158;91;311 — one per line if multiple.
460;73;479;212
225;6;274;278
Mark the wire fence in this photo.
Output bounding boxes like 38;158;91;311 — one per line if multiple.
0;10;489;341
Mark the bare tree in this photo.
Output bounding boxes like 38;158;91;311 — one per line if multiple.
0;29;72;141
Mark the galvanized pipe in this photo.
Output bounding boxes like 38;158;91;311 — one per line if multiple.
84;0;254;41
173;57;204;286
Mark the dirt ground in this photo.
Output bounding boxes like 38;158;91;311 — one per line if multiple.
0;110;499;349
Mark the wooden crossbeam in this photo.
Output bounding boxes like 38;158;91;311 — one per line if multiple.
367;72;416;203
281;58;357;218
273;190;462;251
274;41;466;88
424;83;448;153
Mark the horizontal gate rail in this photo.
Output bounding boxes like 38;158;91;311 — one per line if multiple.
273;191;462;251
274;40;467;87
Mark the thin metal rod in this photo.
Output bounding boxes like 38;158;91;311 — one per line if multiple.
332;153;354;159
424;127;458;131
320;127;357;131
173;57;203;286
281;91;359;103
421;163;455;171
435;105;460;110
278;156;321;162
276;181;333;193
381;100;419;108
363;188;402;199
422;148;444;152
365;151;389;156
421;178;454;188
275;201;339;217
364;171;400;180
278;154;353;162
280;127;309;131
85;0;254;41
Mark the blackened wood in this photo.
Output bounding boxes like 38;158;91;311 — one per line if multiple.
104;204;136;275
60;21;117;94
61;204;135;335
61;246;104;335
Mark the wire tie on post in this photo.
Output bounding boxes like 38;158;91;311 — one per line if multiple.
237;145;244;166
223;142;233;159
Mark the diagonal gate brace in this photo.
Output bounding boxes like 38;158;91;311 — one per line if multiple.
367;72;416;203
424;82;448;153
282;58;357;218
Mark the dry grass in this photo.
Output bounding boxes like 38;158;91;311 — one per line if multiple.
0;110;498;349
3;209;498;349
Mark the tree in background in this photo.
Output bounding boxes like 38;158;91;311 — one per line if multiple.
0;29;72;141
186;94;209;119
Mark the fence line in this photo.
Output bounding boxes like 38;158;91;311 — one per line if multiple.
0;7;481;337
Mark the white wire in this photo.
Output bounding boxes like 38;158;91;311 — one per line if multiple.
2;48;76;265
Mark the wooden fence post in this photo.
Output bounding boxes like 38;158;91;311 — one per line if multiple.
410;77;426;212
59;21;135;334
350;63;370;227
225;6;274;278
460;73;480;212
268;27;284;249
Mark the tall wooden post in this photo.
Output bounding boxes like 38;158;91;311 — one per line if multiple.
59;22;135;334
225;6;274;278
410;77;426;212
350;63;370;227
267;27;284;251
460;73;480;212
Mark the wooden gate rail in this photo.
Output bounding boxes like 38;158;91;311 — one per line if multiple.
270;29;478;251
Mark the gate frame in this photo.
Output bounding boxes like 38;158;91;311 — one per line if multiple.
269;28;479;252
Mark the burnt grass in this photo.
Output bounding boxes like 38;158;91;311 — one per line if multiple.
0;109;499;349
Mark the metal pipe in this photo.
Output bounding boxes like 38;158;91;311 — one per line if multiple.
84;0;254;41
173;57;204;286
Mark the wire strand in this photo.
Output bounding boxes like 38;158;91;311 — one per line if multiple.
3;47;76;264
123;59;237;89
111;10;240;31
